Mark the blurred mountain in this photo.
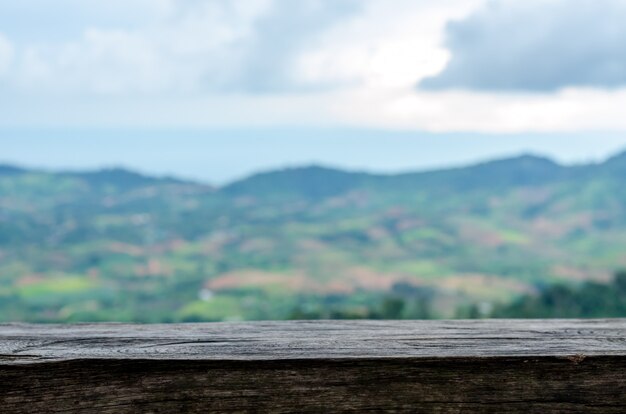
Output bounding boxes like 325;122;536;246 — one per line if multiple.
222;165;374;199
63;168;192;191
1;149;626;322
602;150;626;173
0;164;26;176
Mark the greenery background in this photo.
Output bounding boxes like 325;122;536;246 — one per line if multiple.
2;150;626;322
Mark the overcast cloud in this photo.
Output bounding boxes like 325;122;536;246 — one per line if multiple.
0;0;362;96
2;0;626;133
421;0;626;91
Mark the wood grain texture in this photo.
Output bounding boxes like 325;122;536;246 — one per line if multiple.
1;320;626;413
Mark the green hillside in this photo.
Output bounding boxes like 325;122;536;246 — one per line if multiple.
1;150;626;322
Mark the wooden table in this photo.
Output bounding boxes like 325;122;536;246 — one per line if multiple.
2;320;626;413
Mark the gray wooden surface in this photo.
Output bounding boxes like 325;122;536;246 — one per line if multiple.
1;320;626;413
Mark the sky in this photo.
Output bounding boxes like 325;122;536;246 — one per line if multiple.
1;0;626;182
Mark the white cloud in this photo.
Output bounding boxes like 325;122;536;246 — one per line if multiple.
8;1;275;96
5;0;360;96
327;87;626;133
422;0;626;92
3;0;626;134
295;0;482;89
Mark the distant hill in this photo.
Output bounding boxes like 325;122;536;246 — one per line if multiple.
220;153;584;198
221;165;375;199
602;150;626;173
0;164;26;176
370;154;565;194
63;168;196;191
1;150;621;196
2;149;626;323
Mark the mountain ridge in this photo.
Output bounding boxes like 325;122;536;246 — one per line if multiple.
2;148;624;190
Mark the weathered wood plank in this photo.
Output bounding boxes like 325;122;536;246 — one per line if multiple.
3;319;626;363
1;320;626;413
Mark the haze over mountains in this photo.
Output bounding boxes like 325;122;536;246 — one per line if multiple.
1;149;626;322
